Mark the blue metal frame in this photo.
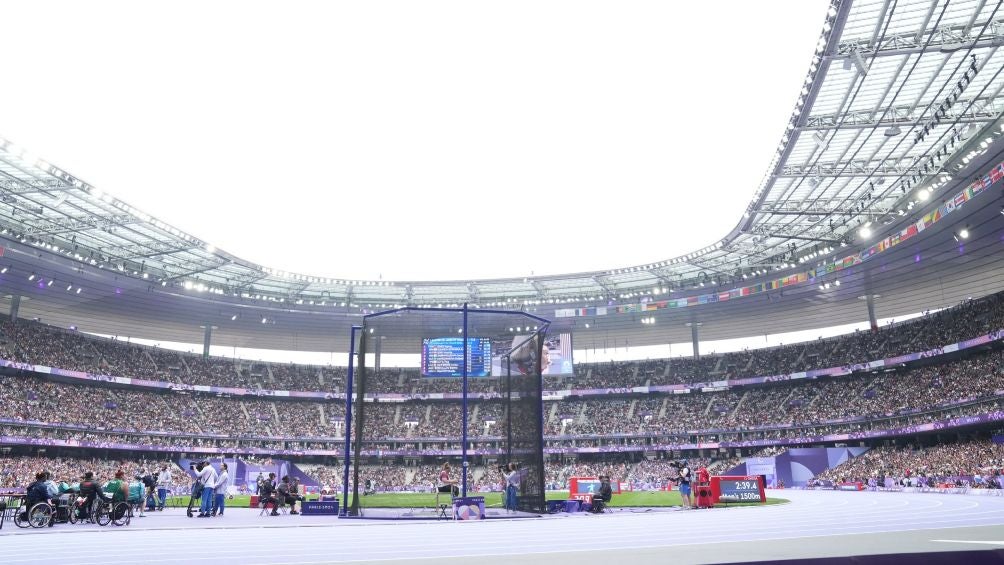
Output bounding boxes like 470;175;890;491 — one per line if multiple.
461;303;469;497
340;324;360;516
355;305;551;506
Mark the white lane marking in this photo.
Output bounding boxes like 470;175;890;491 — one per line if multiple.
930;540;1004;546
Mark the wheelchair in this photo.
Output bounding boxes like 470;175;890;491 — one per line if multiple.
94;498;131;527
73;495;130;526
14;500;55;529
14;494;79;528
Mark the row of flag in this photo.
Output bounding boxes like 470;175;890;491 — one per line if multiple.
555;159;1004;320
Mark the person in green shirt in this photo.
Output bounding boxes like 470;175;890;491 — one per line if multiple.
104;470;129;504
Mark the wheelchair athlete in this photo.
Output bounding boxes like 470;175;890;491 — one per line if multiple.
16;472;55;528
75;471;108;522
75;470;129;525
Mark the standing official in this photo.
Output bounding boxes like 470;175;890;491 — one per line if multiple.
212;463;229;517
156;464;172;510
194;461;218;518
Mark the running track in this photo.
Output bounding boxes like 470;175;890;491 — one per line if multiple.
5;490;1004;564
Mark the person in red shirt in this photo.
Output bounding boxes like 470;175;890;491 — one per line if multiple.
438;463;459;497
697;465;710;486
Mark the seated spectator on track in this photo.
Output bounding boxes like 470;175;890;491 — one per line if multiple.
438;463;459;498
591;475;612;513
259;472;280;516
276;476;303;515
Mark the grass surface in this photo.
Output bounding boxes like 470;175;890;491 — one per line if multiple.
169;491;787;509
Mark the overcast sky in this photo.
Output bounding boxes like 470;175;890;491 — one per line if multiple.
0;0;829;281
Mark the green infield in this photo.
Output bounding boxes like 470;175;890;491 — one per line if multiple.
169;491;787;509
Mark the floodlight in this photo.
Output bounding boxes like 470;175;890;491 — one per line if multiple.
959;228;969;239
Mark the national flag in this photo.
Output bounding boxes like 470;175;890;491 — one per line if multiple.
954;191;967;208
992;166;1003;184
687;296;699;305
718;292;730;302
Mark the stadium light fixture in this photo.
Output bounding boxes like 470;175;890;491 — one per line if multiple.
584;323;590;329
66;284;72;291
28;273;35;281
76;288;82;294
0;266;6;274
859;226;872;239
959;228;970;239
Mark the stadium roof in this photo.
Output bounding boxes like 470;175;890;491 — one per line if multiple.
0;0;1003;351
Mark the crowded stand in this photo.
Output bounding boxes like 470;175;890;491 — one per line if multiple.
0;292;1003;505
0;455;192;493
0;293;1001;396
1;343;1002;446
816;439;1004;488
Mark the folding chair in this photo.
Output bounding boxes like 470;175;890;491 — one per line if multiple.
258;497;286;516
435;486;457;520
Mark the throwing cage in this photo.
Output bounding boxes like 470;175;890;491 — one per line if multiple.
342;306;548;516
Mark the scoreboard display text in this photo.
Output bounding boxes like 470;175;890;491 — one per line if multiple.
710;475;766;504
421;337;491;377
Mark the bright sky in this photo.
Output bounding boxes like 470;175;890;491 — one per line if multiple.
0;0;828;281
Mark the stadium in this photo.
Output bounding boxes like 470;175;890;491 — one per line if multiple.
2;0;1004;563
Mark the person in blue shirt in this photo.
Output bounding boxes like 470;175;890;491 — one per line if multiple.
212;463;229;517
192;461;218;518
128;475;146;516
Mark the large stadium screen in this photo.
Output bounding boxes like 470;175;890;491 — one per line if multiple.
421;337;492;377
490;332;574;376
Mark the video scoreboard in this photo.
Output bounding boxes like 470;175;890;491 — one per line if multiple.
710;475;766;504
421;337;491;377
